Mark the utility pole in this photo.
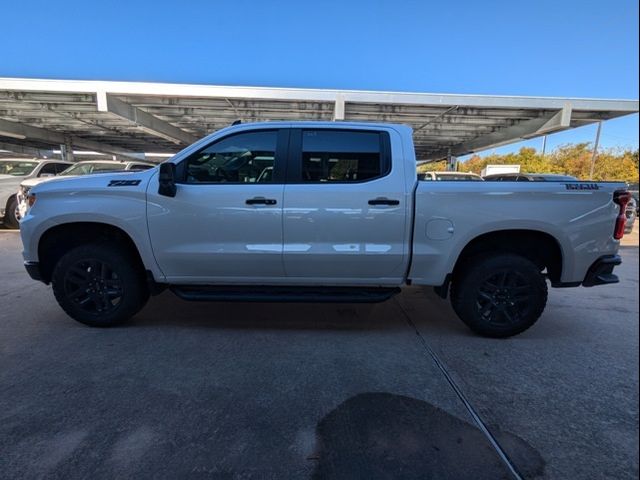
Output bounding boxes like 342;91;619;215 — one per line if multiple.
589;121;602;180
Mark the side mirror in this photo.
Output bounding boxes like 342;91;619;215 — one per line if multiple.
158;163;177;197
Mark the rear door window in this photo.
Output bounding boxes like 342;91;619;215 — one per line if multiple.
294;130;389;183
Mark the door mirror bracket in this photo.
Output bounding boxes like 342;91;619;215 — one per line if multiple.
158;163;177;197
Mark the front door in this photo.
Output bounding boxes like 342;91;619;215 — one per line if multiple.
147;128;288;282
282;127;410;284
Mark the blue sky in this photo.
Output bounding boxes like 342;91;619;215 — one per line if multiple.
2;0;638;156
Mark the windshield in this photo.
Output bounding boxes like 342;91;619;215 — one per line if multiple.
0;160;38;176
60;163;127;176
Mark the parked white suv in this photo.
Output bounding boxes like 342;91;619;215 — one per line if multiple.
1;159;72;228
16;160;155;221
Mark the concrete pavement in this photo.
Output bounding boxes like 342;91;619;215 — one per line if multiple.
0;230;637;479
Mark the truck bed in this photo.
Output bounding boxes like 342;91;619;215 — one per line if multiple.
409;180;625;286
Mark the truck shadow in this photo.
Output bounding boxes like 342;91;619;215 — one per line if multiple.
311;392;545;480
135;291;405;331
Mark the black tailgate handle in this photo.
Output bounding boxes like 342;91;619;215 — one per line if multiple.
368;198;400;206
246;197;277;205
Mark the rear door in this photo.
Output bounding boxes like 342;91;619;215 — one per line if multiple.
282;127;410;284
147;128;288;282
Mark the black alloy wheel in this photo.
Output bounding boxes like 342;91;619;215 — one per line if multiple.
52;243;149;327
451;254;548;338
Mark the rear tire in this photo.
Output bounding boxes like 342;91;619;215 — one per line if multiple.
52;243;149;327
451;254;547;338
4;196;19;229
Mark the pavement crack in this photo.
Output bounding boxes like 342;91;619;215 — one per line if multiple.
393;297;524;480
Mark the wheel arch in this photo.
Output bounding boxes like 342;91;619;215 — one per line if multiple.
451;229;564;284
4;193;17;215
37;222;147;284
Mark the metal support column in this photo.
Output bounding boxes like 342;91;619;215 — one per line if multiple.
446;148;457;172
589;121;602;180
541;135;547;157
60;136;75;163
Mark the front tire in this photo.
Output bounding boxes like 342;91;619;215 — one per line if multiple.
451;254;548;338
52;243;149;327
4;196;19;229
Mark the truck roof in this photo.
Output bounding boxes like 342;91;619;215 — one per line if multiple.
221;120;412;131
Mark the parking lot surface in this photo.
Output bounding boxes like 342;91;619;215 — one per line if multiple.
1;229;638;479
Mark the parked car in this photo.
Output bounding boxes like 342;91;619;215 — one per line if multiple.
419;171;483;181
1;159;72;228
484;172;578;181
16;160;155;221
20;122;631;338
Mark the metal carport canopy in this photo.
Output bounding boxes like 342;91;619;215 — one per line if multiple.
0;77;637;162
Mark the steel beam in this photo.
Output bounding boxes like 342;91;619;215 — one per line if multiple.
0;118;143;160
422;106;574;161
533;103;572;136
0;141;55;158
96;92;198;145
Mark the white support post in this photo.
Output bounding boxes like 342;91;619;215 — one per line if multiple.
589;121;602;180
446;148;457;171
333;94;345;121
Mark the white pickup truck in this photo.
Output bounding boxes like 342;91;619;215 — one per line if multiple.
19;122;632;337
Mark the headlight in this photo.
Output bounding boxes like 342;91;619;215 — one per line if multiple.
27;193;36;208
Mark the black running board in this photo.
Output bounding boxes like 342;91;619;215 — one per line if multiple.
170;285;401;303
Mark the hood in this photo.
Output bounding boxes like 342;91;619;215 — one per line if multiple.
0;174;25;184
21;175;64;189
31;169;155;196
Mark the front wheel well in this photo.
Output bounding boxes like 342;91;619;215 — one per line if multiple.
5;193;16;209
37;222;145;284
452;229;563;284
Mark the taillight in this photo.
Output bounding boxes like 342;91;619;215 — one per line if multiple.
613;190;632;239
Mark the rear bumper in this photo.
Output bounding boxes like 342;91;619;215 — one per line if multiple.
24;261;44;282
552;254;622;288
582;255;621;287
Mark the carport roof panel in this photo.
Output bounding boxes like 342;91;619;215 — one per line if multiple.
0;77;637;161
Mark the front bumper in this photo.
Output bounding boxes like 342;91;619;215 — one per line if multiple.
582;255;622;287
24;261;44;283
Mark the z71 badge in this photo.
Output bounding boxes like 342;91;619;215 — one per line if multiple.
108;180;142;187
565;183;599;191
